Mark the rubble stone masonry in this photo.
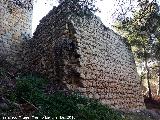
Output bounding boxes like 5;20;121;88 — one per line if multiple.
0;0;33;65
22;2;145;111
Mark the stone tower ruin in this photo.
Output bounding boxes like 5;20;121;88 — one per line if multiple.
22;2;145;111
0;0;33;64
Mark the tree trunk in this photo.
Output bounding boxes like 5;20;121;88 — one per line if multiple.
157;75;160;96
145;59;152;99
157;62;160;96
140;75;143;85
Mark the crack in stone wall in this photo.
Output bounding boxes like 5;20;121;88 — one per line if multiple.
21;2;145;111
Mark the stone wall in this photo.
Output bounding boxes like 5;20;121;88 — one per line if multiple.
70;16;145;111
0;0;33;65
22;2;145;111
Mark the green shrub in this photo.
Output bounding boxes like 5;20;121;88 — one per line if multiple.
0;67;6;76
15;74;47;100
14;75;124;120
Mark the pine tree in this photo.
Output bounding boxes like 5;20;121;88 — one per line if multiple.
114;0;160;99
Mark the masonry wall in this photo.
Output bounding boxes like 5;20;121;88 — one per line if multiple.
0;0;33;65
68;16;145;111
22;2;145;111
